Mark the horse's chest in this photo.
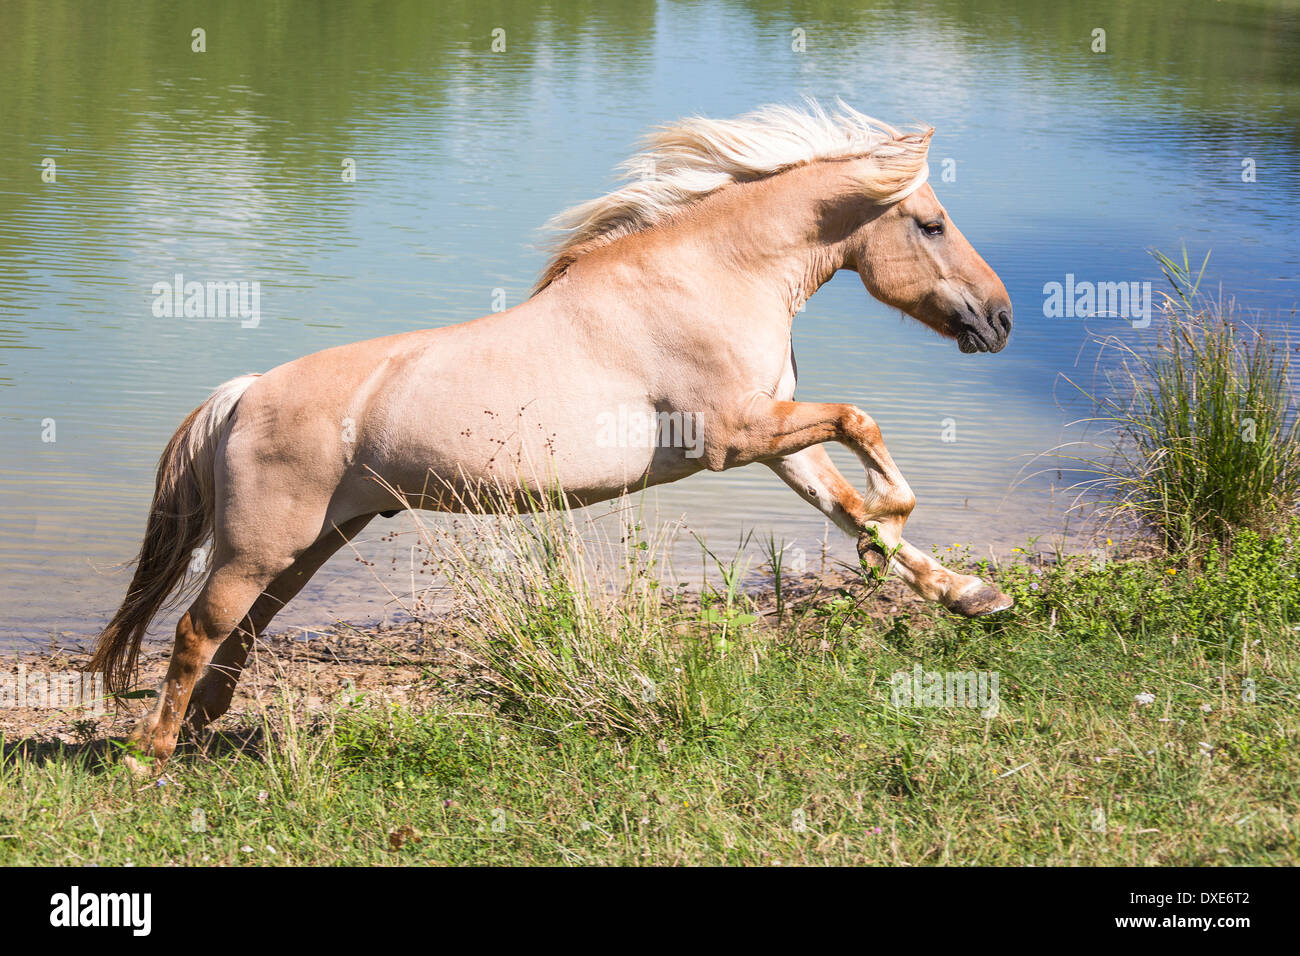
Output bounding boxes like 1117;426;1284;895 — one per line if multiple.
773;342;798;401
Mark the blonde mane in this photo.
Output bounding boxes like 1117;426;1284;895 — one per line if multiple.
533;100;933;293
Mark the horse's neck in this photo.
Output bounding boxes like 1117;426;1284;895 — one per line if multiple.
676;163;856;320
545;161;861;339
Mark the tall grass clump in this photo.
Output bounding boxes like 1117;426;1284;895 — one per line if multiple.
1077;249;1300;553
375;477;758;738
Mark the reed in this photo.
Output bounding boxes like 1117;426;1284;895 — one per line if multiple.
1075;249;1300;553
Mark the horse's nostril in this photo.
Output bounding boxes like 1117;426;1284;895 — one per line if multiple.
995;308;1012;336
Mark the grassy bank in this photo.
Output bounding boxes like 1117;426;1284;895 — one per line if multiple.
3;524;1297;865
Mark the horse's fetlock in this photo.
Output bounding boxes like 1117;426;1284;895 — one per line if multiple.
856;524;897;588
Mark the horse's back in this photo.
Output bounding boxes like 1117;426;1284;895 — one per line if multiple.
217;306;681;521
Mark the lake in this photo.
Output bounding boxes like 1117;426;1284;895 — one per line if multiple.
2;0;1298;648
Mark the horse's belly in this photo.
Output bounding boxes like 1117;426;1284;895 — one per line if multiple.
366;400;704;510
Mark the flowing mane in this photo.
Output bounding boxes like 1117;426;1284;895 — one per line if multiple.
533;100;934;293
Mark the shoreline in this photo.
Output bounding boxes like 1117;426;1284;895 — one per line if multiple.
2;567;927;749
0;509;1096;653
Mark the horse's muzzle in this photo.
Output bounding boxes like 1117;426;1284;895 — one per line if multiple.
957;305;1012;354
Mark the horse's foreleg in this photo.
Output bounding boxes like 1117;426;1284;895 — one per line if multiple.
717;399;915;565
764;445;1012;616
185;514;374;733
890;539;1012;615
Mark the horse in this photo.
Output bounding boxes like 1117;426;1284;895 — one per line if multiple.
91;101;1014;767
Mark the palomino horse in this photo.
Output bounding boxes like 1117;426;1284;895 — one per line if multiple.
92;102;1013;766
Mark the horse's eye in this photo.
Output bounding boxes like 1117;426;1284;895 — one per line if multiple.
921;220;944;237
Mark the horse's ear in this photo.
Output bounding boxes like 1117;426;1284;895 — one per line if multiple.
890;127;934;154
905;127;935;148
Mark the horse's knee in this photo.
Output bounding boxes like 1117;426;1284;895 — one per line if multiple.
836;405;883;448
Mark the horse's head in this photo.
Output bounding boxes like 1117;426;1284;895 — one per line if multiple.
849;182;1012;354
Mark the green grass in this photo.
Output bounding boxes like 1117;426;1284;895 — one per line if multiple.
3;523;1298;866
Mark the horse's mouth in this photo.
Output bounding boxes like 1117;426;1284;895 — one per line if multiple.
957;328;1005;354
953;299;1012;354
956;319;1008;354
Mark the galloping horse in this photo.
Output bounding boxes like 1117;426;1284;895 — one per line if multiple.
92;102;1014;766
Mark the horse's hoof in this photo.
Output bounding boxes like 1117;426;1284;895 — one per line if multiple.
122;751;152;779
945;583;1014;617
122;716;172;777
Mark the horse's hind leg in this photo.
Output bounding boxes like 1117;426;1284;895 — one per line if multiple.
125;559;279;770
765;445;1011;615
185;514;374;733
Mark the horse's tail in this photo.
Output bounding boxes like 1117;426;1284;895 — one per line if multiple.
89;373;260;695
